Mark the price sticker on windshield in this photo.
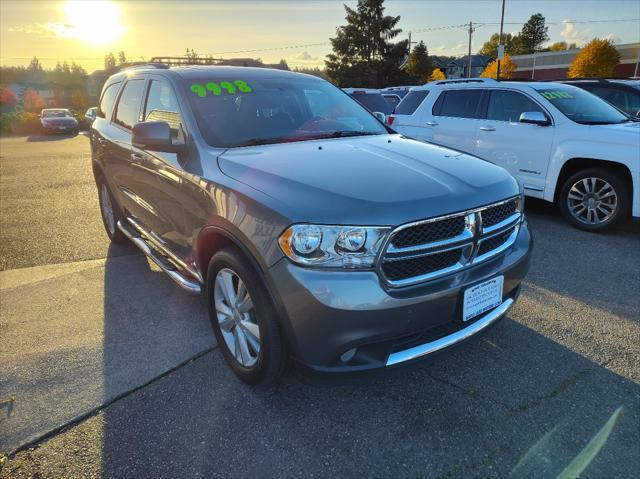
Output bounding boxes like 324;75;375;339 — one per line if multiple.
190;80;253;97
540;90;574;100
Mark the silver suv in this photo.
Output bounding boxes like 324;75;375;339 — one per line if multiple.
92;65;532;385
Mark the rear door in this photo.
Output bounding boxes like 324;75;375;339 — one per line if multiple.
107;78;151;225
428;89;485;155
474;88;554;195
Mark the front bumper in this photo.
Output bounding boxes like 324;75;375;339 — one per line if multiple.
269;218;532;373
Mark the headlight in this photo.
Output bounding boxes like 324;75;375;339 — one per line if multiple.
279;224;389;269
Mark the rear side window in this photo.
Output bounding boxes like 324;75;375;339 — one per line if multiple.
114;79;146;130
487;90;544;122
433;90;483;118
99;82;121;119
395;90;429;115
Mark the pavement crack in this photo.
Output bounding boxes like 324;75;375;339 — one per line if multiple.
508;368;593;414
4;346;218;457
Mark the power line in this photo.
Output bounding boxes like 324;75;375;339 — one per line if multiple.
1;18;638;63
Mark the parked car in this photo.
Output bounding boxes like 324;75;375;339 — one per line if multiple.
85;107;98;122
39;108;78;134
92;66;531;385
343;88;393;117
382;86;417;99
382;92;402;111
556;78;640;118
389;78;640;231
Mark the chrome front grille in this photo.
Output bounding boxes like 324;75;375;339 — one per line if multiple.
379;197;522;287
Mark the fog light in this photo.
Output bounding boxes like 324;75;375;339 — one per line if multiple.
340;348;357;362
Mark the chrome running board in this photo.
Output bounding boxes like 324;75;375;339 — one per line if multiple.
117;220;202;294
385;298;514;366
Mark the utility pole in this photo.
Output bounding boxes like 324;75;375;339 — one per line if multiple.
408;32;417;53
496;0;506;80
467;22;473;78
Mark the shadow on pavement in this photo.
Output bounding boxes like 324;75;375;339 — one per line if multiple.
26;133;78;142
95;220;639;477
97;317;639;478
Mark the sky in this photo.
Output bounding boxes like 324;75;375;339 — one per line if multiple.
1;0;639;72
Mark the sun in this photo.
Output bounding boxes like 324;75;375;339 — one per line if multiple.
62;1;124;46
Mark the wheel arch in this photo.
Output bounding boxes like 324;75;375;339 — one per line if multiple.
553;158;633;207
196;224;299;358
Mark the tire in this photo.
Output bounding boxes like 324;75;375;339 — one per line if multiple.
96;177;127;243
206;246;287;385
559;168;629;232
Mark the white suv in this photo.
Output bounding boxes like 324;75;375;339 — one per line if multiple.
389;78;640;231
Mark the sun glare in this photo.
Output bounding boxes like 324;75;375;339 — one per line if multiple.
62;1;124;45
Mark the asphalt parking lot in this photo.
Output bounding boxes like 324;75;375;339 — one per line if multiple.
0;134;638;478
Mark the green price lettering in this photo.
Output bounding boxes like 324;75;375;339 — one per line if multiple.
206;82;221;95
541;90;573;100
190;84;206;97
190;80;253;97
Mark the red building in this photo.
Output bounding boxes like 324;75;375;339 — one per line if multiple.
511;42;639;80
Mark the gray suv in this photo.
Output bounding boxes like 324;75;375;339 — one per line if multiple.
91;65;532;385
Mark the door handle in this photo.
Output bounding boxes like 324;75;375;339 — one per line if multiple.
131;153;144;164
425;121;438;126
479;126;495;132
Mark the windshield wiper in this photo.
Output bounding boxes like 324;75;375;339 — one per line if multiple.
328;130;380;137
242;137;286;146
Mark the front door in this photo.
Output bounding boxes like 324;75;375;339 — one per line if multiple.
474;89;554;196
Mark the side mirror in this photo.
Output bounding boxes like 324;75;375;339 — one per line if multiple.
519;111;550;126
372;111;386;123
132;121;184;153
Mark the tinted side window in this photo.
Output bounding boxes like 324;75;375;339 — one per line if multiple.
114;79;145;129
99;82;121;119
383;94;401;110
144;80;183;138
487;90;544;122
591;86;640;116
395;90;429;115
349;93;392;115
436;90;483;118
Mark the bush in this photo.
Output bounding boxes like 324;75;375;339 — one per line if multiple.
0;111;42;134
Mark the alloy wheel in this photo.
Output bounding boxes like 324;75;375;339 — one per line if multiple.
214;268;260;367
566;177;618;226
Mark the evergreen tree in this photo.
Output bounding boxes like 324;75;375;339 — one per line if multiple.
118;51;127;64
405;41;434;82
518;13;549;54
325;0;409;87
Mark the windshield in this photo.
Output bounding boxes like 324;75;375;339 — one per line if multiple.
536;88;628;125
42;110;72;118
185;76;387;148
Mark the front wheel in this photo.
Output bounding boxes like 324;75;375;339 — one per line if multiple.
206;246;287;385
559;168;629;232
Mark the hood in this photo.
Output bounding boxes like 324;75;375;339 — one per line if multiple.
218;135;519;225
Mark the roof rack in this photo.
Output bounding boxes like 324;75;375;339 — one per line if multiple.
117;62;170;72
434;78;496;85
149;56;229;66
